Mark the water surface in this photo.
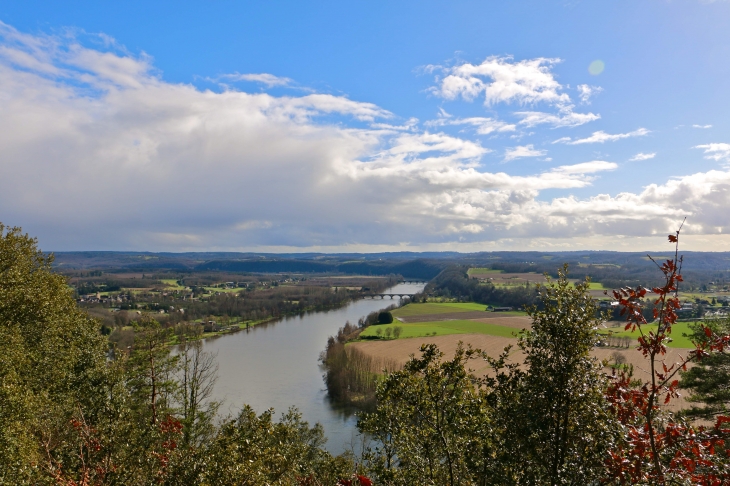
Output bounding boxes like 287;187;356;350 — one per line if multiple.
203;282;425;454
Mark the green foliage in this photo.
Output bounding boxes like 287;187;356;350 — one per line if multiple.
680;317;730;419
429;266;539;308
378;311;393;324
490;266;619;484
205;406;353;485
359;344;492;485
0;224;110;483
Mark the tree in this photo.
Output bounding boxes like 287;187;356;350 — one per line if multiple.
0;224;110;483
205;406;355;485
174;323;220;447
378;311;393;324
679;316;730;422
126;317;178;426
392;326;403;339
359;344;492;485
488;266;619;485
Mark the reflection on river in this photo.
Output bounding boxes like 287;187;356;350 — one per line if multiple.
202;282;425;455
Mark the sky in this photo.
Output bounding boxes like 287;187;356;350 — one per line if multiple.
2;0;730;252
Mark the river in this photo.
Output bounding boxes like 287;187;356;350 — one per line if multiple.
201;282;426;455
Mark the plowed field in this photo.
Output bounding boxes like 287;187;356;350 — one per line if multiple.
350;334;695;412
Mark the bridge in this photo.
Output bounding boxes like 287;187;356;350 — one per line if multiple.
365;293;418;299
399;280;427;284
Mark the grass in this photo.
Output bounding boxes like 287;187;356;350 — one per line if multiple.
598;321;699;348
392;302;528;317
359;319;523;340
585;282;606;290
467;268;502;275
160;279;186;290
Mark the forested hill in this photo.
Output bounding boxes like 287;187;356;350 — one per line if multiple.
50;250;730;287
196;259;444;280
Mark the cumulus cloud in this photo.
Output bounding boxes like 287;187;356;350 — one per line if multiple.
695;143;730;162
693;124;712;129
504;144;547;161
629;152;656;161
431;56;570;106
555;128;650;144
429;56;600;129
1;22;728;250
576;84;603;103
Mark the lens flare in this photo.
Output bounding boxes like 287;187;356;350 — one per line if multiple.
588;60;605;75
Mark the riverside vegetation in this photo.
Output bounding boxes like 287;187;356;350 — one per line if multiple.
5;221;730;484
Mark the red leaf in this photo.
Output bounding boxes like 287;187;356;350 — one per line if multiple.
669;234;678;243
357;475;373;486
705;327;712;337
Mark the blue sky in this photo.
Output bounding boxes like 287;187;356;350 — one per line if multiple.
2;1;730;251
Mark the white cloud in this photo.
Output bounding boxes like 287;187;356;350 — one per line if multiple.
221;72;293;87
550;161;617;174
430;56;600;129
629;152;656;161
693;124;713;129
426;115;516;135
695;143;730;162
555;128;650;144
431;55;570;106
504;144;547;161
576;84;603;103
2;22;730;251
516;109;600;128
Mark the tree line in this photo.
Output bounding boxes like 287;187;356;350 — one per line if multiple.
427;266;539;308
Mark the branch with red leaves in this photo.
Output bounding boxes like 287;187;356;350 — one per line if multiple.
605;223;730;484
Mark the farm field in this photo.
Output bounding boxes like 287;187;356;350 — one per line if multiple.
360;317;527;340
478;272;546;286
393;302;527;317
467;268;608;292
350;333;696;412
160;279;186;289
598;321;699;348
398;310;510;323
467;268;503;276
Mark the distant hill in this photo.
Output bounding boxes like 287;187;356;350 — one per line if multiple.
50;250;730;288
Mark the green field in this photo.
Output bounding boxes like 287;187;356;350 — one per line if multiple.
160;279;186;290
360;319;523;340
598;321;699;348
393;302;527;317
467;268;502;275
